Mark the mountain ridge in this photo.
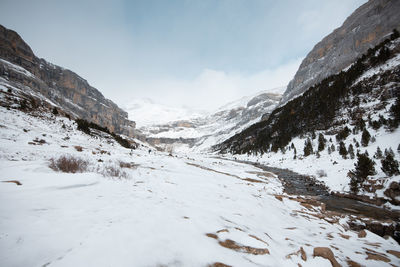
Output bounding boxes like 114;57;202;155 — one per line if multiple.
282;0;400;104
0;24;136;137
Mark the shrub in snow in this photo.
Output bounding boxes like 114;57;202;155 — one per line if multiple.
348;152;376;193
74;146;83;152
49;155;89;173
303;138;313;157
119;161;138;169
316;170;327;178
361;129;371;147
52;107;58;115
98;164;129;179
370;136;376;143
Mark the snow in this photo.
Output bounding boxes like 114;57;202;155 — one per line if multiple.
0;58;36;79
355;53;400;85
1;107;399;266
122;98;207;127
215;86;285;112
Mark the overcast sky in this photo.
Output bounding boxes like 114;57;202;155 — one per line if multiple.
0;0;367;111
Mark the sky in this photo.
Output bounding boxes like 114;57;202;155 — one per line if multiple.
0;0;367;111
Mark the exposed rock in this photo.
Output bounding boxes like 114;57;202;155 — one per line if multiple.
208;263;232;267
384;181;400;205
366;252;390;262
387;250;400;259
346;259;362;267
1;180;22;185
218;239;270;255
282;0;400;104
358;230;367;238
0;24;135;137
313;247;341;267
299;247;307;261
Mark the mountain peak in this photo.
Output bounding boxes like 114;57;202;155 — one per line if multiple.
282;0;400;104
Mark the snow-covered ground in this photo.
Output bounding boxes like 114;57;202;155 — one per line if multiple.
1;107;400;266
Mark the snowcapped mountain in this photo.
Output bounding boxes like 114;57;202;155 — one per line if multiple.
282;0;400;104
0;24;136;137
122;98;206;127
216;28;400;210
139;87;284;152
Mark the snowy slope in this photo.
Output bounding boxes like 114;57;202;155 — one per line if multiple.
140;88;284;152
1;107;399;266
219;37;400;205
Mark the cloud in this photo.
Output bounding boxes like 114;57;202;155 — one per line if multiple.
118;58;303;111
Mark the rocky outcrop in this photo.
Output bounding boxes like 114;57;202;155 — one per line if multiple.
313;247;340;267
282;0;400;104
384;181;400;205
0;24;135;136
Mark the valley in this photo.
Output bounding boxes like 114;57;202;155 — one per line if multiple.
1;107;399;266
1;0;400;266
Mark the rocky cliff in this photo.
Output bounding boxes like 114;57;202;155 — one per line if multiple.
0;24;135;136
281;0;400;104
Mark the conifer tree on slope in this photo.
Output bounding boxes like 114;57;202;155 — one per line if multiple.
348;152;376;193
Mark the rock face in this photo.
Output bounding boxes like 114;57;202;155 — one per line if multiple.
0;24;135;136
281;0;400;104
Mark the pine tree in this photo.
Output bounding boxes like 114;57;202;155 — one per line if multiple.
374;146;383;159
318;133;326;152
52;107;58;115
339;141;348;159
328;146;332;154
381;152;400;176
384;148;395;157
330;144;335;152
398;143;400;154
311;131;316;140
361;128;371;147
348;144;355;159
303;138;313;157
293;147;297;159
348;152;376;193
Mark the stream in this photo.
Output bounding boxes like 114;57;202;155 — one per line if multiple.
228;158;400;243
